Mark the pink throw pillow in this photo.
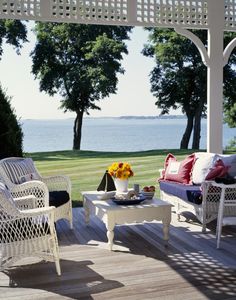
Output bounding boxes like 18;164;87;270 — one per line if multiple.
205;159;229;180
159;153;176;180
164;153;195;184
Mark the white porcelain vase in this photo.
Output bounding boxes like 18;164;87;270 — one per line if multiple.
114;178;128;193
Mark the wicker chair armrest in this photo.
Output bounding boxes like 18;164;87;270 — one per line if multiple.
20;207;56;226
10;180;49;207
211;182;236;202
13;195;37;209
5;207;57;239
41;175;71;194
201;180;214;187
20;206;55;218
211;182;236;189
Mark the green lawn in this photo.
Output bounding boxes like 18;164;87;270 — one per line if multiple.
26;149;236;206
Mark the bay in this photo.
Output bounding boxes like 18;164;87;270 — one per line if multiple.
21;118;235;153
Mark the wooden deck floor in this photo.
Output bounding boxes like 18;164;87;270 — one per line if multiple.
1;207;236;300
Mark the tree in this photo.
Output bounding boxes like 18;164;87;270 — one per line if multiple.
142;28;236;149
224;103;236;128
31;23;132;150
0;19;27;158
0;19;27;57
0;86;23;158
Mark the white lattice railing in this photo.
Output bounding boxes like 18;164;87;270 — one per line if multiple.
225;0;236;29
51;0;129;22
136;0;208;28
0;0;41;18
0;0;235;31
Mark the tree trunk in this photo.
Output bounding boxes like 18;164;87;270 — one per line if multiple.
73;111;84;150
180;114;194;149
192;115;201;150
192;99;204;149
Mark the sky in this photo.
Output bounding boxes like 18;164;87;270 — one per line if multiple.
0;24;171;120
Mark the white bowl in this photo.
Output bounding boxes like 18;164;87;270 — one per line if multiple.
141;190;155;199
97;191;116;200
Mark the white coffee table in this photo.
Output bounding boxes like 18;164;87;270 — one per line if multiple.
82;191;172;250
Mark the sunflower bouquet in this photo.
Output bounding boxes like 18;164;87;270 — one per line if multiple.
108;162;134;180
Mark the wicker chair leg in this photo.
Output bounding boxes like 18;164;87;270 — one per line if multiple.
70;219;73;229
216;226;222;249
52;244;61;276
69;207;73;229
202;223;207;233
55;258;61;276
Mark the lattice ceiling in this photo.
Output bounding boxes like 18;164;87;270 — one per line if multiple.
0;0;235;31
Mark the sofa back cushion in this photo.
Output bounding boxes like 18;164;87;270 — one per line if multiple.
164;153;195;184
192;152;216;184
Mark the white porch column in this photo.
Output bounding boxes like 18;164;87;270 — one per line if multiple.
207;0;225;154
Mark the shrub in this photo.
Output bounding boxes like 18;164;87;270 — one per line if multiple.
0;86;23;158
225;137;236;151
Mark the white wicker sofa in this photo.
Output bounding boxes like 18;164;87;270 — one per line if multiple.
159;152;236;232
0;157;73;229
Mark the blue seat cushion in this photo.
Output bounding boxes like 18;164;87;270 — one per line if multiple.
159;181;202;205
49;191;70;208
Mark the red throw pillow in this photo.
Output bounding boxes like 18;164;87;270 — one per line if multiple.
164;153;196;184
205;159;229;180
159;153;176;181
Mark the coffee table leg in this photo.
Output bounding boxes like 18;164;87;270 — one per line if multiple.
106;220;115;251
162;220;170;246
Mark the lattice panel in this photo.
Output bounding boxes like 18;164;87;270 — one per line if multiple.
50;0;128;22
137;0;208;27
225;0;236;30
0;0;40;17
1;0;236;32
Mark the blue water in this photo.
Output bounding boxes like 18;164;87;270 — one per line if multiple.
21;118;235;153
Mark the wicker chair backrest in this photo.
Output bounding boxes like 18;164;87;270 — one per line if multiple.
0;157;40;188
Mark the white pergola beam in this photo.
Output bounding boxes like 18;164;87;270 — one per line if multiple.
0;0;211;29
0;1;236;31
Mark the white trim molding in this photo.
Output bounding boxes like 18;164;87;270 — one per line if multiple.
175;27;210;67
223;37;236;66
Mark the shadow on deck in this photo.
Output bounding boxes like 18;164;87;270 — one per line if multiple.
1;207;236;300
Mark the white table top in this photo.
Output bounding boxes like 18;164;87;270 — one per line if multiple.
82;191;172;211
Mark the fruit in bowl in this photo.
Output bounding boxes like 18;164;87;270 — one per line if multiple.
141;186;155;199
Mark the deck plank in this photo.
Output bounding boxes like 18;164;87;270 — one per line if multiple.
0;207;236;300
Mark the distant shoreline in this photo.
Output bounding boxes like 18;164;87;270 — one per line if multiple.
20;115;206;122
87;115;187;120
23;115;187;121
118;115;187;120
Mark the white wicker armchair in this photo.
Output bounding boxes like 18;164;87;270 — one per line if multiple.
0;157;73;228
0;182;61;275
